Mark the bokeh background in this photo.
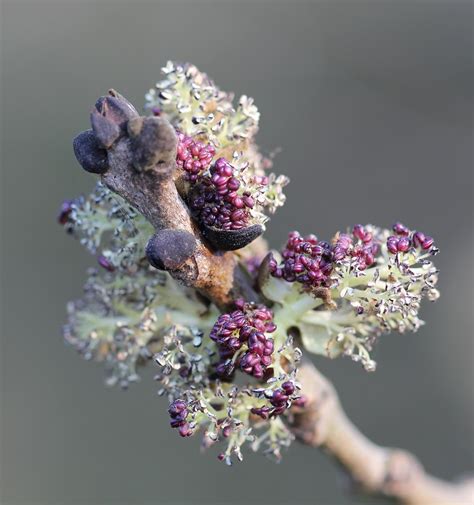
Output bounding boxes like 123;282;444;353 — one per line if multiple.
1;1;473;504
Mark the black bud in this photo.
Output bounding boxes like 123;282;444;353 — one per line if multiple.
95;90;139;122
127;117;177;172
201;224;263;251
73;129;109;174
146;229;197;271
90;110;121;148
91;90;139;148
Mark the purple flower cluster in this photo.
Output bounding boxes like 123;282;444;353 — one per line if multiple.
210;298;276;379
335;225;378;271
191;158;258;231
251;381;306;419
268;231;334;287
168;399;193;437
269;226;381;289
176;132;216;182
387;222;434;254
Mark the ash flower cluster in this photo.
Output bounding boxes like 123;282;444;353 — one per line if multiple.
387;222;434;253
58;182;153;272
154;323;303;463
145;61;289;231
268;225;380;290
145;61;259;149
64;267;160;388
176;131;216;182
190;157;263;231
63;63;442;467
63;263;216;388
251;379;306;420
60;184;218;388
210;299;276;379
263;223;439;371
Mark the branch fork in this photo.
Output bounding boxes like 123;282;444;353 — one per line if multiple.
73;89;256;308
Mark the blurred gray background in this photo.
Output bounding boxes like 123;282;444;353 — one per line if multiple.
1;1;473;504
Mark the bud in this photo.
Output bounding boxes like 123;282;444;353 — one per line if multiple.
91;89;139;148
146;229;197;271
72;129;109;174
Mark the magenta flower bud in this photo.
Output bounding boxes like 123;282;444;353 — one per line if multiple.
397;237;411;252
168;400;187;416
333;247;346;261
270;391;288;407
422;236;434;250
178;423;192;437
98;254;115;272
233;197;244;209
58;199;74;225
353;224;366;241
243;196;255;208
387;237;399;254
265;322;277;333
227;178;240;191
252;363;263;378
264;340;274;354
281;381;295;395
260;356;271;367
392;222;410;236
413;231;426;248
363;251;375;266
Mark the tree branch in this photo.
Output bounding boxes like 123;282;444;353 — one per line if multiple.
73;90;473;505
290;358;474;505
73;90;258;309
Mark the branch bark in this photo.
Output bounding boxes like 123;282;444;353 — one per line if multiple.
290;358;474;505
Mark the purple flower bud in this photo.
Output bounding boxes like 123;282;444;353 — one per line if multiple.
422;236;434;250
397;237;411;252
353;224;366;241
178;423;192;437
58;199;74;225
168;400;187;416
413;231;426;248
392;222;410;236
98;254;115;272
387;236;399;254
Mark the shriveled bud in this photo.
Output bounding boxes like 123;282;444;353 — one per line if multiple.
146;229;197;271
127;116;177;172
91;89;139;148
